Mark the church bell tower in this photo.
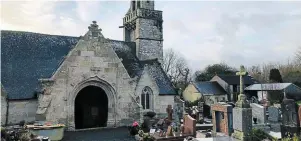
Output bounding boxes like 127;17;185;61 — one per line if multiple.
121;0;163;63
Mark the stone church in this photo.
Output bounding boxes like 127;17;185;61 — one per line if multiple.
1;0;177;130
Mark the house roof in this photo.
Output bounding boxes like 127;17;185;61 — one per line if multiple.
216;75;258;85
193;81;227;95
1;30;176;99
245;83;301;94
141;59;177;95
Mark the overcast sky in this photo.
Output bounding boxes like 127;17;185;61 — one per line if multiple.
1;0;301;71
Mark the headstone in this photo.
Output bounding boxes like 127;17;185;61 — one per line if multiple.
268;106;280;122
173;97;184;125
198;101;204;121
232;65;253;141
251;103;266;124
211;102;233;136
280;99;300;138
183;114;196;136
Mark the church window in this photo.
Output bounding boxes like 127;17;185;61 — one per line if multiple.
141;86;153;110
132;1;136;11
137;1;140;8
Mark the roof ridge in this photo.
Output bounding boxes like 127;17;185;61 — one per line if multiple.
1;30;78;38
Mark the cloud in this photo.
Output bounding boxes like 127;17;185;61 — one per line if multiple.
1;1;301;71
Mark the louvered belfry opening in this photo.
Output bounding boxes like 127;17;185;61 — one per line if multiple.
75;86;108;129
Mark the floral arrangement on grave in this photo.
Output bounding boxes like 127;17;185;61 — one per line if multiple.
138;130;155;141
129;121;140;136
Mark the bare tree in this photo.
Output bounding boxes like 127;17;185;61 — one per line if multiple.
162;48;192;90
296;46;301;66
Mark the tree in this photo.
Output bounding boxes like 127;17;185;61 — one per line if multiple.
162;48;192;91
296;46;301;62
283;71;301;87
269;68;283;83
295;46;301;66
195;63;236;82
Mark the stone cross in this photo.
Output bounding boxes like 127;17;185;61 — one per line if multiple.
236;65;247;94
235;65;250;108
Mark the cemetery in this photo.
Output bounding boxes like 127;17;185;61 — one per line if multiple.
1;1;301;141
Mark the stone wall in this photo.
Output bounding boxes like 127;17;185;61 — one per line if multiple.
37;37;140;130
1;95;7;125
136;18;163;63
155;95;174;114
7;100;38;125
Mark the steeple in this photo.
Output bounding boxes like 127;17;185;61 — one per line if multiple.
121;0;163;63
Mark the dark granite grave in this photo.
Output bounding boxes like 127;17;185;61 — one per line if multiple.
280;99;300;138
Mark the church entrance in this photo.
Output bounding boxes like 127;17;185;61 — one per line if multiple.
75;86;108;129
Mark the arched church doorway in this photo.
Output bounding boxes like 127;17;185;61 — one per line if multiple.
75;85;108;129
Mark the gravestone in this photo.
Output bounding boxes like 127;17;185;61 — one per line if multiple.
211;102;233;136
232;65;253;141
174;96;185;123
280;99;300;138
198;101;204;122
183;114;196;136
251;103;266;124
268;106;280;122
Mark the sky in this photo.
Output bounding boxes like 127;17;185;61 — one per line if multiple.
1;0;301;72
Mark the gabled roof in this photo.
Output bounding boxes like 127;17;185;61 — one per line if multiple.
245;83;301;94
193;81;227;95
1;30;176;99
215;74;258;85
141;59;177;95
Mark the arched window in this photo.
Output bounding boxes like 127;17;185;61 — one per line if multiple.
141;86;153;110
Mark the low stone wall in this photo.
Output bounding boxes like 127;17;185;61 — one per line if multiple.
7;99;38;125
1;96;7;125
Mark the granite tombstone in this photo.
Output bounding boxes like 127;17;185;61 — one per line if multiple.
268;106;280;122
280;99;300;138
251;103;266;124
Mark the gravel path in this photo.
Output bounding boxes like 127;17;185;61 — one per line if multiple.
62;127;136;141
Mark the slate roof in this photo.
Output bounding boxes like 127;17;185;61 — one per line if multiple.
141;59;177;95
1;30;176;99
193;81;227;95
216;75;258;85
1;30;79;99
109;40;142;78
